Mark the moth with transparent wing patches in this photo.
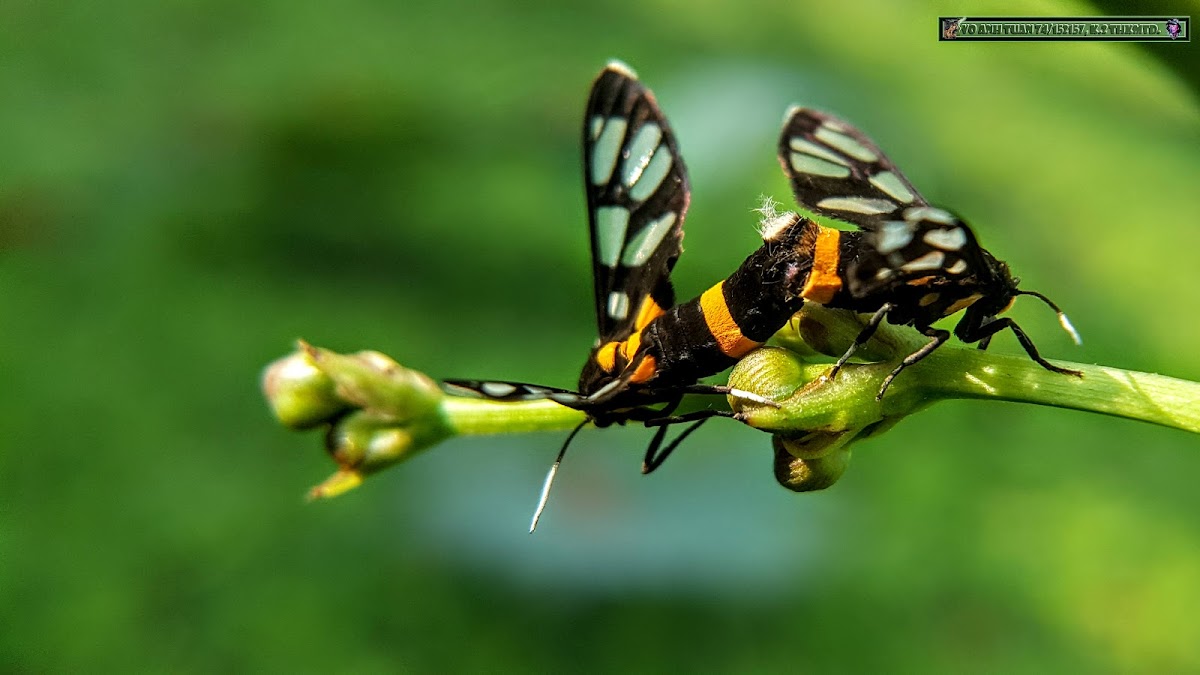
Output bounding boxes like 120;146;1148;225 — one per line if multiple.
776;105;1082;399
444;62;815;530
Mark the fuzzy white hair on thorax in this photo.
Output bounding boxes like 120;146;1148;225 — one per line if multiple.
755;195;798;242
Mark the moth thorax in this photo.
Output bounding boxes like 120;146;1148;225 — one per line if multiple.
755;196;800;242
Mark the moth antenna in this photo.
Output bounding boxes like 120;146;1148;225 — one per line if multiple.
529;420;588;533
1018;290;1082;346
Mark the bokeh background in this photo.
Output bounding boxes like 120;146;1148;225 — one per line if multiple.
3;0;1198;671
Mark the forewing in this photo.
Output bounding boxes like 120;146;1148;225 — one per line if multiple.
778;106;928;232
585;62;689;341
441;379;589;409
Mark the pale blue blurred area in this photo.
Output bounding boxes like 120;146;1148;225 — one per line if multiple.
414;427;837;598
2;0;1199;671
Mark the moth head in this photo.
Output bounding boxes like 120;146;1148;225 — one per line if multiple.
973;252;1081;346
970;250;1019;317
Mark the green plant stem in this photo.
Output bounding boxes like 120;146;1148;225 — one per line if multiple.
440;398;585;435
923;348;1200;433
414;345;1200;440
263;311;1200;498
729;347;1200;436
724;305;1200;437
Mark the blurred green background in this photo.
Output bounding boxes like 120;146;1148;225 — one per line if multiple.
3;0;1199;671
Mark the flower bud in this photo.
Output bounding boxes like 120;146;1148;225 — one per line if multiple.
262;349;347;429
772;435;851;492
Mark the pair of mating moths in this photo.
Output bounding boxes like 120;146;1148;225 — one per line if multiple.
444;62;1080;528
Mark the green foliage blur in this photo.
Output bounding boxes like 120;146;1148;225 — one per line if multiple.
3;0;1198;671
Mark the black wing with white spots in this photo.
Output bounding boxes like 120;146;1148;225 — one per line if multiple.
584;61;690;342
441;379;589;408
777;106;928;232
843;206;986;296
778;107;990;292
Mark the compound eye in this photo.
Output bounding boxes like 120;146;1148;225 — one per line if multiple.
1000;296;1017;314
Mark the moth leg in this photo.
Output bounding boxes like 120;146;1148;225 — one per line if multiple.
643;409;738;427
641;423;673;474
623;395;682;424
678;384;734;396
876;325;949;400
678;383;779;408
828;302;896;382
641;410;732;474
964;317;1083;377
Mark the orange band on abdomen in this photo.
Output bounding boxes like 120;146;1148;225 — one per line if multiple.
700;281;760;358
801;226;842;304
